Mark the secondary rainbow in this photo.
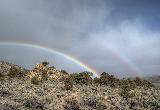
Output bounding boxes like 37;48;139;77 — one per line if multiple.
0;42;143;77
0;42;100;77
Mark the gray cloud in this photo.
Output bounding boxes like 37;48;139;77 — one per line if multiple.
0;0;160;77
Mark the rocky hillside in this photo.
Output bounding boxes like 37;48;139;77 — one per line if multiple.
0;61;160;110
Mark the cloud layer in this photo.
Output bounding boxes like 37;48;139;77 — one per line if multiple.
0;0;160;77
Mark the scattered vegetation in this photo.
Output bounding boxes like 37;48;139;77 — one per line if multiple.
61;70;69;75
0;90;11;97
64;99;80;110
80;96;107;110
0;72;4;80
0;104;19;110
8;66;24;78
64;77;73;90
69;71;93;85
134;77;154;88
42;61;49;67
0;61;159;110
23;97;44;110
31;75;41;85
93;72;120;87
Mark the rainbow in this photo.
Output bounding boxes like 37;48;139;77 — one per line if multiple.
0;41;143;77
106;46;143;77
0;42;100;77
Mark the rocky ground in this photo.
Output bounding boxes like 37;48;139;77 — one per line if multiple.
0;61;160;110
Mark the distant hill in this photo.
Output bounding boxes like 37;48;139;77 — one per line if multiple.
145;75;160;83
144;75;160;87
0;61;160;110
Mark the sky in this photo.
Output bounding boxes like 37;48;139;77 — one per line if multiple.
0;0;160;77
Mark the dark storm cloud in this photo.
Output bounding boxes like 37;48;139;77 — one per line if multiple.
0;0;160;77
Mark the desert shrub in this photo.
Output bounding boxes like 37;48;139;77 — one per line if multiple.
8;66;24;78
119;80;130;98
0;104;19;110
142;80;154;88
119;87;131;99
95;102;107;110
0;72;3;77
0;90;11;97
70;71;93;85
64;77;73;91
81;96;97;108
41;71;48;81
49;66;55;69
61;70;69;75
0;72;4;80
93;77;99;84
134;77;143;86
31;75;41;85
134;77;154;88
64;99;79;110
81;96;107;110
120;79;136;90
94;72;120;87
128;100;137;109
127;79;136;89
42;61;49;66
23;97;44;110
119;80;137;100
148;101;160;109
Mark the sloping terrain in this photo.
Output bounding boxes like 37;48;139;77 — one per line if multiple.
0;61;160;110
144;75;160;87
146;75;160;83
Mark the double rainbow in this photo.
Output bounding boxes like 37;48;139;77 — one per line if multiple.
0;42;142;77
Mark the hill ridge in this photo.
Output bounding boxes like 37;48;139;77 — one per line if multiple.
0;61;159;110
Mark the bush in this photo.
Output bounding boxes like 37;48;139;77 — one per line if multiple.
61;70;69;75
81;96;97;108
64;99;79;110
0;72;4;80
94;72;120;87
23;97;44;110
119;85;131;99
93;77;99;84
0;90;11;97
8;66;24;78
70;71;93;85
42;61;49;66
0;104;19;110
134;77;154;88
64;77;73;91
31;75;41;85
120;79;136;90
81;96;107;110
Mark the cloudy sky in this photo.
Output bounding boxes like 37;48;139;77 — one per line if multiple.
0;0;160;77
